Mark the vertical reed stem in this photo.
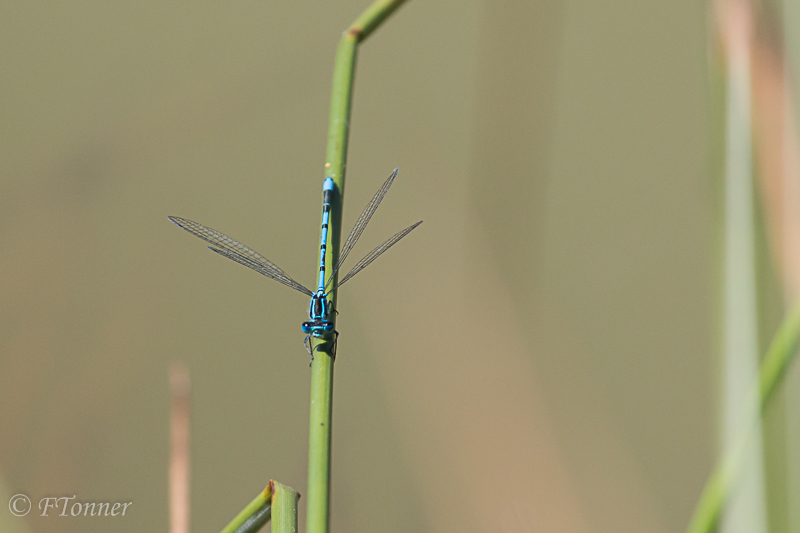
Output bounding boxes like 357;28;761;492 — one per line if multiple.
271;481;300;533
306;3;408;533
169;363;191;533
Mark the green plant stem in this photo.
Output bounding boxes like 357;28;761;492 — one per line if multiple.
306;3;408;533
218;480;300;533
271;481;300;533
686;303;800;533
220;482;272;533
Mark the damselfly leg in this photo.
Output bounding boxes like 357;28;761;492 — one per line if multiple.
304;331;339;363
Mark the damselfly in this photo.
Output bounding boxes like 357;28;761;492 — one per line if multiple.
168;169;422;360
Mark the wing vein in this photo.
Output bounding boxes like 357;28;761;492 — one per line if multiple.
325;168;399;289
330;221;423;292
168;216;313;297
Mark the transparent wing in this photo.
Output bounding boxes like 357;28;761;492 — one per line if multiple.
206;247;314;296
325;168;399;290
168;216;314;297
330;221;422;292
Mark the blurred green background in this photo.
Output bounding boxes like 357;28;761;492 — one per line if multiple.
0;1;722;532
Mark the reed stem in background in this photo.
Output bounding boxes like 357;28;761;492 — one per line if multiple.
306;3;408;533
169;363;191;533
686;303;800;533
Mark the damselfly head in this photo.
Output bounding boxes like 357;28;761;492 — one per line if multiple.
301;319;335;334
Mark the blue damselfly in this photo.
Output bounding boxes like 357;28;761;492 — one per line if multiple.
169;169;422;360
